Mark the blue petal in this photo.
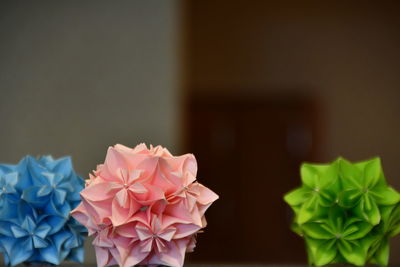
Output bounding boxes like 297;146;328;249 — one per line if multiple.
10;241;33;266
37;185;53;197
0;221;14;237
15;157;33;191
35;223;51;239
50;157;73;177
39;241;61;265
41;172;56;186
22;216;36;232
43;215;67;235
10;225;28;238
33;236;48;248
52;230;71;255
22;186;49;205
67;246;84;263
3;172;19;187
64;234;79;249
44;199;71;218
39;155;54;165
0;164;15;174
27;158;50;186
17;200;35;219
58;180;74;192
4;183;17;194
0;236;16;256
53;189;67;205
0;201;18;218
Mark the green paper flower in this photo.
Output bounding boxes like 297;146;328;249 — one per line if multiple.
284;157;400;266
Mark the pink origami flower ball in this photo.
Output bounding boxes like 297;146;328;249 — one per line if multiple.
71;143;218;267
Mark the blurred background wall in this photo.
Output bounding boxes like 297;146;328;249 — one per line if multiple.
1;0;400;265
182;1;400;264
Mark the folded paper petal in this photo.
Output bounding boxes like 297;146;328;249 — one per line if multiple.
71;143;218;267
284;157;400;266
0;155;86;266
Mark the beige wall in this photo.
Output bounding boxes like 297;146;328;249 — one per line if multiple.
0;0;179;263
186;1;400;263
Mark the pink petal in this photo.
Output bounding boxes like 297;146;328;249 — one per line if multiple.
155;238;168;253
158;227;176;241
151;216;162;233
115;189;129;208
70;203;90;226
186;236;197;252
161;214;193;229
183;172;197;187
139;238;153;253
129;183;147;194
115;222;138;239
104;147;129;177
80;182;116;202
196;183;219;205
189;204;203;227
122;241;149;267
109;247;122;266
164;200;194;224
132;183;165;205
92;232;114;248
111;198;131;226
156;239;187;267
127;169;142;184
127;211;150;226
94;246;111;267
148;166;180;196
82;199;112;225
174;224;200;239
136;225;152;241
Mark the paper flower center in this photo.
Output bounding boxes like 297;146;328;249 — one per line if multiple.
335;233;342;239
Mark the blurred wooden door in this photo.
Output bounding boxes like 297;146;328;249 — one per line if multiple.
184;94;320;264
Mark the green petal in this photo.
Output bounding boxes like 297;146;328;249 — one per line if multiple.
318;162;339;188
307;238;337;266
338;189;362;208
284;187;310;206
354;196;381;225
297;195;319;224
372;238;389;266
338;158;363;189
290;222;303;236
363;157;383;188
387;204;400;237
338;240;367;266
302;222;335;239
343;221;373;240
327;206;346;232
301;163;318;188
371;186;400;206
319;187;338;207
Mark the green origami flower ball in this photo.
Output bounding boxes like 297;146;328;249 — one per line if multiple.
284;157;400;266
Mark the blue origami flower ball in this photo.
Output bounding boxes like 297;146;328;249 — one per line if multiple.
0;155;87;266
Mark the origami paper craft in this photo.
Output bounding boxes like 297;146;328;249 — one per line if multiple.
284;157;400;266
0;155;86;266
71;143;218;267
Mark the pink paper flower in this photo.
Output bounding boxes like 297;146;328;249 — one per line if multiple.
71;144;218;267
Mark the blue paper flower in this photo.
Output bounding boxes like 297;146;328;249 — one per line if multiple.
0;155;86;266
